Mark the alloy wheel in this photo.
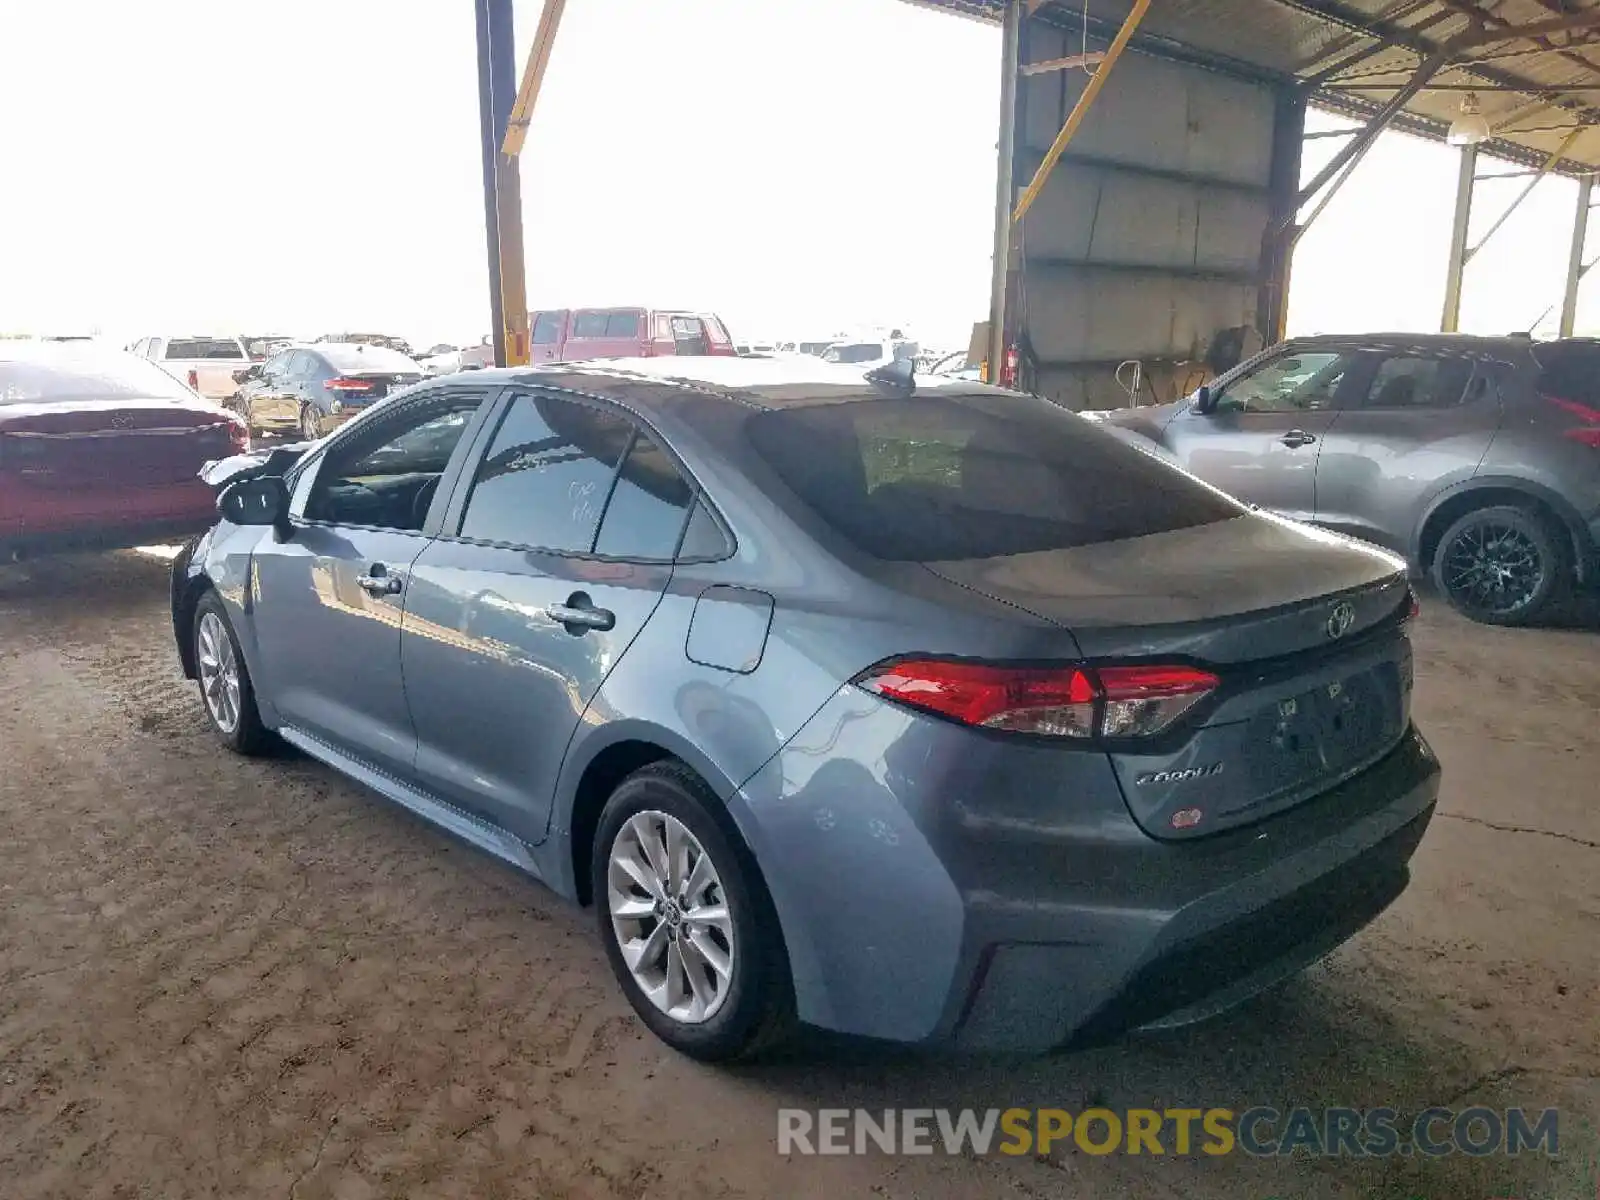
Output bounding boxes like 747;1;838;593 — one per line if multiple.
1441;519;1545;619
196;610;242;734
607;809;736;1025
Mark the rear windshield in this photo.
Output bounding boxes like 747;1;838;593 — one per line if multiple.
1;349;198;405
317;344;420;373
822;343;883;364
164;338;246;360
746;393;1242;561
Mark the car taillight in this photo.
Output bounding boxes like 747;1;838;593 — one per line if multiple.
325;377;375;392
187;369;200;390
1543;393;1600;447
228;420;251;452
853;659;1219;740
1403;588;1421;622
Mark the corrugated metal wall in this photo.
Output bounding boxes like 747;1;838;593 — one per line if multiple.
1013;25;1290;409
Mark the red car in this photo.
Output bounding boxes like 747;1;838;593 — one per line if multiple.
1;341;249;561
527;307;736;364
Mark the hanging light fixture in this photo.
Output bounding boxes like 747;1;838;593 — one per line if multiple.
1448;92;1492;146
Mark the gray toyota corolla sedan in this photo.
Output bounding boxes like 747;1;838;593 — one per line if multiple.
171;357;1440;1060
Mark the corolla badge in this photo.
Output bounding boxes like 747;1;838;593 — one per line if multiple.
1135;763;1223;786
1326;600;1356;640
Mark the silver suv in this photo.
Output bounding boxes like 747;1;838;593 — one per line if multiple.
1101;334;1600;625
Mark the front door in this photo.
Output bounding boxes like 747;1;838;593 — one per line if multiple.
402;389;697;843
1161;346;1359;522
249;391;489;778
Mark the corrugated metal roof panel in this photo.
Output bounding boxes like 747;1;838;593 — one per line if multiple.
903;0;1600;172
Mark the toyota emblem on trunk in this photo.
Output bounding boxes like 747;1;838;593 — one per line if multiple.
1326;600;1356;640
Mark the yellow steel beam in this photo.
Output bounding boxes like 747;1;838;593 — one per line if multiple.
503;0;568;158
1010;0;1150;225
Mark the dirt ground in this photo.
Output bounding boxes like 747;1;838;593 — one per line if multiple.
0;551;1596;1200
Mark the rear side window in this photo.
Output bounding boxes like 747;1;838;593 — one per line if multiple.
592;432;695;559
532;312;564;345
457;393;634;551
571;311;638;339
165;338;245;360
746;394;1241;562
1359;356;1472;409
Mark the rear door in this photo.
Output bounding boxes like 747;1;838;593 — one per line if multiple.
402;389;696;841
1313;350;1505;552
249;390;491;778
1158;346;1359;522
530;310;568;363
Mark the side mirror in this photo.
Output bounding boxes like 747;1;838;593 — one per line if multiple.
218;476;289;530
233;365;260;384
1194;384;1216;414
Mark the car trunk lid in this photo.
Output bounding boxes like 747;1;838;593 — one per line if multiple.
925;514;1415;839
324;371;423;408
0;399;242;489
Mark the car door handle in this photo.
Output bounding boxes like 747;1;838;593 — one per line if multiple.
1279;430;1317;448
546;597;615;632
357;567;402;596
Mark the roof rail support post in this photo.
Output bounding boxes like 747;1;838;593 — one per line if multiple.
1561;176;1593;337
1442;144;1477;333
987;0;1023;384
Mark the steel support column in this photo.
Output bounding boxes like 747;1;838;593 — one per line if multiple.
1259;90;1307;343
986;0;1022;383
474;0;528;368
1560;176;1593;337
1441;144;1477;333
474;0;506;368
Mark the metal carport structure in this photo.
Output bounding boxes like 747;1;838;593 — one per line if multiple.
909;0;1600;408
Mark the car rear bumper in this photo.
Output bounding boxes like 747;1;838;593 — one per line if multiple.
0;514;215;560
731;695;1440;1051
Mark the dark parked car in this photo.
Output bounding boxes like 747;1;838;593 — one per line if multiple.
1;341;248;561
1098;334;1600;625
233;342;424;439
172;357;1438;1060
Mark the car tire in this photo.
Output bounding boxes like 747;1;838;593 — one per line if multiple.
592;760;794;1062
192;591;274;755
1431;504;1569;626
299;403;324;441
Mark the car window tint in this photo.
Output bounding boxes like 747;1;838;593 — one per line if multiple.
1214;351;1351;413
572;312;610;338
822;343;883;364
1534;343;1600;404
592;432;694;558
1361;356;1472;409
604;312;641;338
532;312;564;345
305;397;480;530
457;393;633;551
747;393;1241;562
678;499;730;560
165;338;246;360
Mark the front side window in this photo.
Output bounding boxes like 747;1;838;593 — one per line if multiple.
1360;356;1473;410
456;393;634;551
303;395;480;530
1214;350;1352;414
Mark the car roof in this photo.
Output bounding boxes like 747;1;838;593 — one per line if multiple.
454;356;1012;415
1283;332;1548;356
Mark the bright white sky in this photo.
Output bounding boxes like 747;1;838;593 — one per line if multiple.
1;0;1594;350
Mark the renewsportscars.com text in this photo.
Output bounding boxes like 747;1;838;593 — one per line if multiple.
777;1106;1560;1158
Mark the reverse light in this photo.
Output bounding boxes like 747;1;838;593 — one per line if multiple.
854;659;1219;740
